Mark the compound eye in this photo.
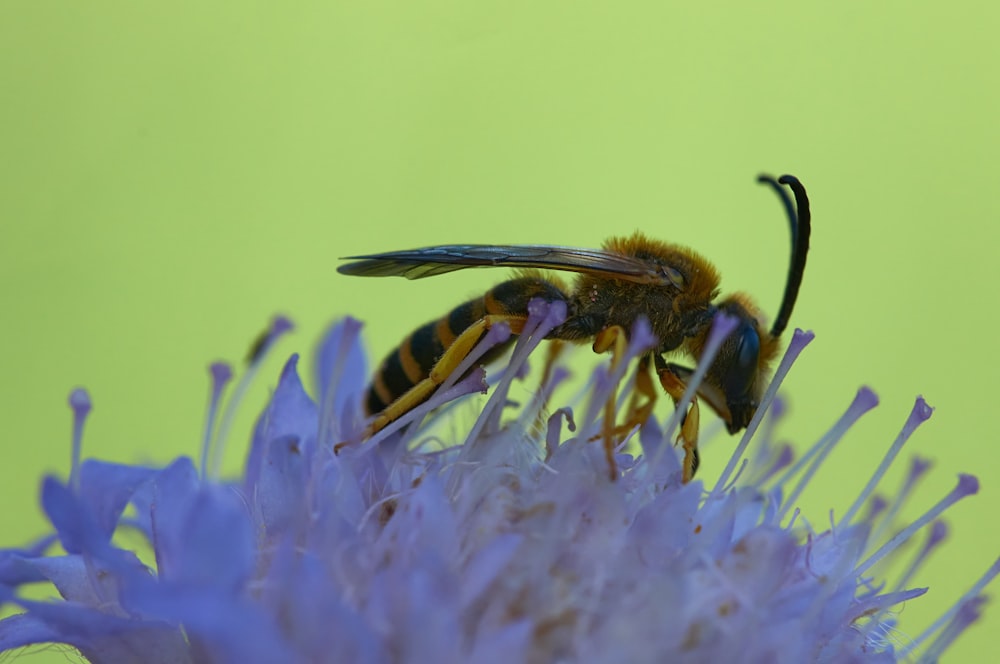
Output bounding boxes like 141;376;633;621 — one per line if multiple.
724;322;760;397
737;326;759;372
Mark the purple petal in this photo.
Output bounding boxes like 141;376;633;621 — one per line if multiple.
245;355;318;492
120;584;288;663
460;534;523;609
626;480;703;566
29;552;147;606
0;598;188;663
251;433;309;538
0;613;63;652
374;476;458;566
150;458;254;591
808;524;870;578
256;548;386;662
849;586;927;622
366;558;463;663
314;317;367;432
717;526;800;600
0;536;59;587
306;457;366;550
466;621;532;664
78;460;157;539
40;476;110;558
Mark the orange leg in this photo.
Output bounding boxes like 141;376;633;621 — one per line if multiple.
656;367;701;483
592;325;632;481
626;355;658;429
586;356;660;440
364;314;527;437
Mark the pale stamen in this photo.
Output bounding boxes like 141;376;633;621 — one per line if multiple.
711;328;814;497
67;388;92;493
855;474;979;577
199;362;233;481
211;316;294;478
775;387;879;522
837;396;933;529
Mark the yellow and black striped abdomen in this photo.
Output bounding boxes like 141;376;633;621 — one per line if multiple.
365;276;570;415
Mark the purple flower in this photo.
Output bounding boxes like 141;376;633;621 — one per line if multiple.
1;306;995;663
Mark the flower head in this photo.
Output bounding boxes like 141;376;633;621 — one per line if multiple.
0;306;995;663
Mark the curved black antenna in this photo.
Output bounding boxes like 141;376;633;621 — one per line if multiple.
757;174;811;338
757;174;797;246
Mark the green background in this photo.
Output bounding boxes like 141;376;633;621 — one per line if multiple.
2;2;997;661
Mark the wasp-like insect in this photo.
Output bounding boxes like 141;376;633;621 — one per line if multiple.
338;175;810;481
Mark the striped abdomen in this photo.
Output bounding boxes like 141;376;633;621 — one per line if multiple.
365;276;569;415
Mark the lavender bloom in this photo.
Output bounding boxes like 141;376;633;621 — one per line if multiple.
1;305;996;663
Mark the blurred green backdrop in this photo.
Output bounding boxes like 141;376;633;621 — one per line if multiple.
2;1;997;661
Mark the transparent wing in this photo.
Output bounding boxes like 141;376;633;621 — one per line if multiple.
337;244;666;284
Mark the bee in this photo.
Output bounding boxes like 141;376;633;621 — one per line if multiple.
338;174;810;481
